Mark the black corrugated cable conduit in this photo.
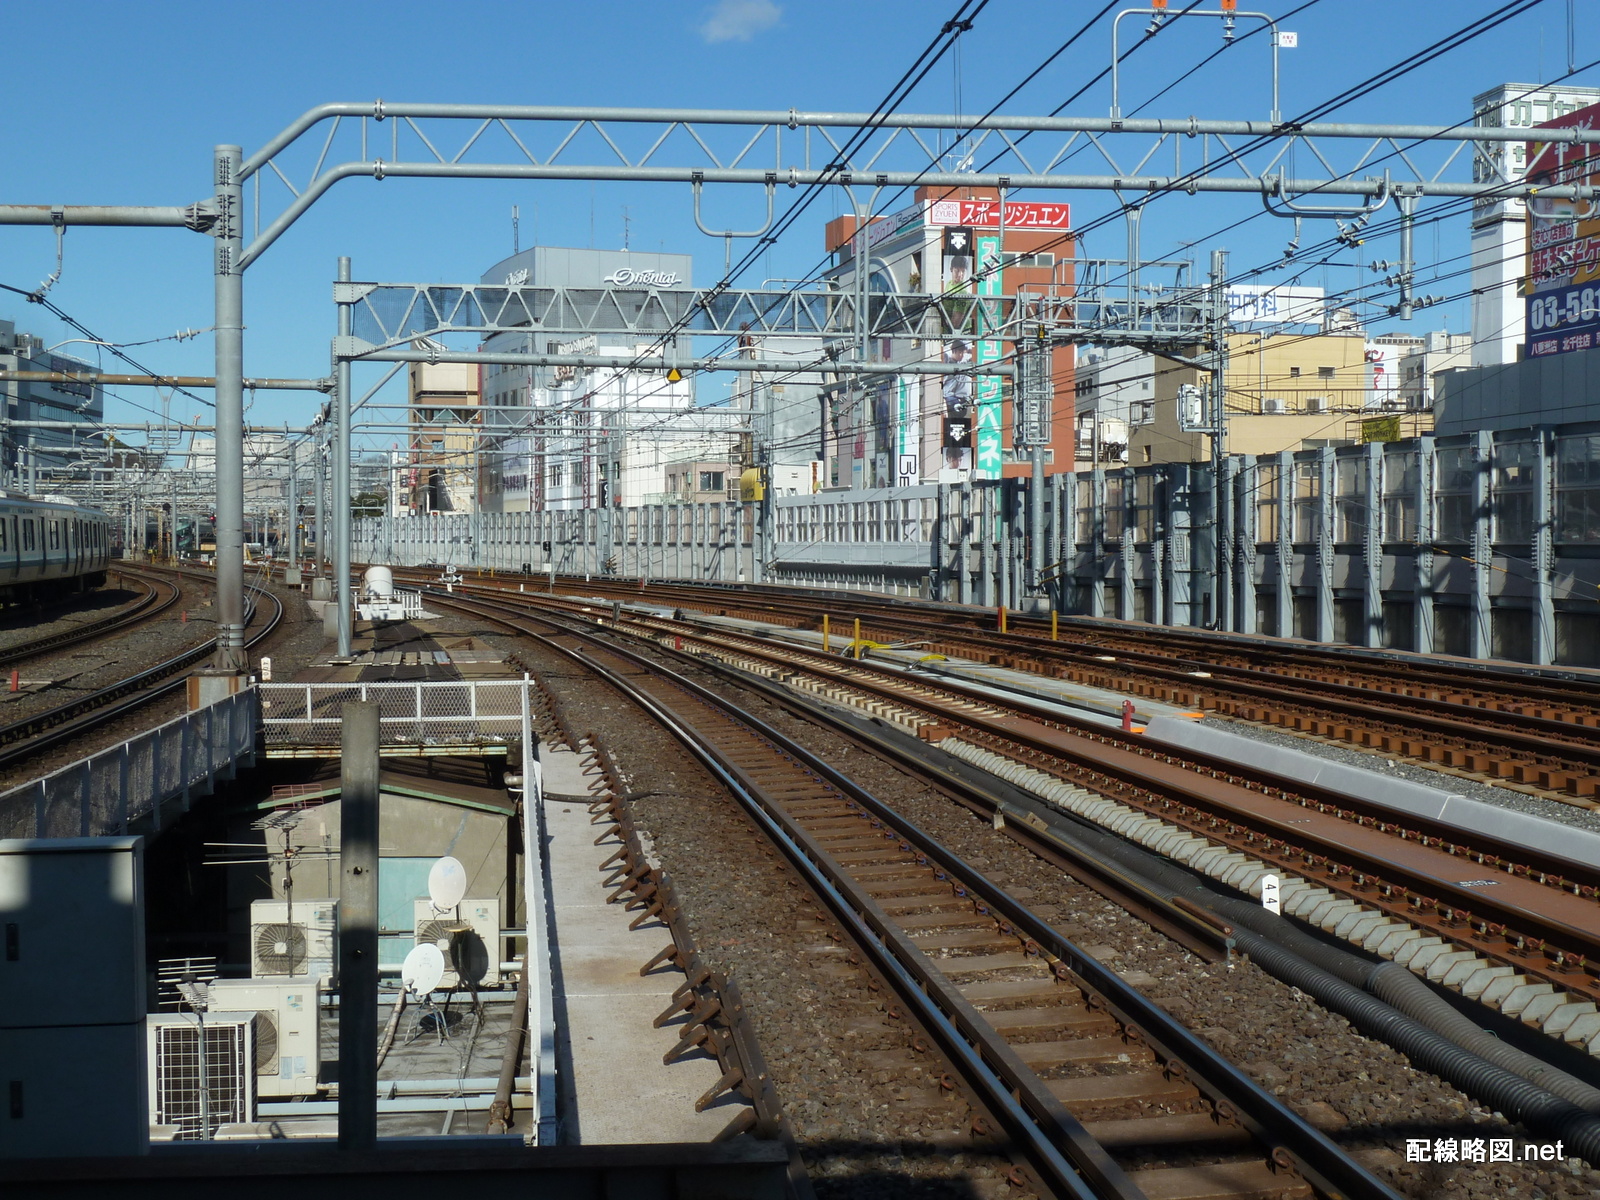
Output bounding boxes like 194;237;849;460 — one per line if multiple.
993;792;1600;1110
985;796;1600;1163
1233;929;1600;1165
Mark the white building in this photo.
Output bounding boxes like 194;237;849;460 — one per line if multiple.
1398;331;1473;410
475;247;742;512
1073;345;1152;466
1469;84;1600;367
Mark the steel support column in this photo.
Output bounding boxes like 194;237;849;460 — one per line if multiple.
1363;442;1383;648
1414;437;1436;655
1316;447;1335;643
1235;456;1257;637
1470;430;1492;659
1089;469;1106;618
335;257;354;659
1533;426;1556;664
337;700;380;1152
1168;465;1193;626
1275;451;1293;639
212;145;247;672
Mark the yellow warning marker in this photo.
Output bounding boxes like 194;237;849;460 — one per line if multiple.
822;615;831;653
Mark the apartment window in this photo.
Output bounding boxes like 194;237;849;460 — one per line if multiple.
1003;252;1055;269
700;471;725;492
1289;366;1302;378
1318;366;1336;380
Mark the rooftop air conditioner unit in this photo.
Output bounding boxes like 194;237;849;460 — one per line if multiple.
205;979;321;1099
1261;398;1287;414
1306;396;1328;414
249;899;338;983
146;1012;256;1139
413;897;501;988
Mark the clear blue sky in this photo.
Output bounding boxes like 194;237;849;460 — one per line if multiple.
2;0;1593;446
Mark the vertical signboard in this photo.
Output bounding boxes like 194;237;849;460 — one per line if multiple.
974;234;1005;478
1525;100;1600;358
941;226;976;476
896;376;917;485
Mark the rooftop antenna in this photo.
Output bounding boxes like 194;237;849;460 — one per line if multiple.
204;810;337;978
400;943;448;1044
623;206;631;252
513;205;520;255
427;855;467;913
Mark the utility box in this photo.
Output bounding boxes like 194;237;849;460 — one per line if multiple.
0;837;148;1158
188;670;246;711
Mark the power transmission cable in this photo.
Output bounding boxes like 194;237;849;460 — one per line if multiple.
616;0;1544;444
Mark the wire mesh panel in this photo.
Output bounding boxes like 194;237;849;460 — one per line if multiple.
150;1018;252;1138
259;680;529;756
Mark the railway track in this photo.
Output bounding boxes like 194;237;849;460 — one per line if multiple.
398;576;1600;1059
0;568;180;669
452;573;1600;805
0;580;282;770
422;583;1401;1200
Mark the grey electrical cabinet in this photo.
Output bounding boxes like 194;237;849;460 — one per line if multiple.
0;837;148;1159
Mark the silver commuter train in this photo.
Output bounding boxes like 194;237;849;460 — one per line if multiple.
0;493;114;603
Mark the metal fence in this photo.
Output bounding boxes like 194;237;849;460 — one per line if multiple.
0;690;258;840
259;679;531;757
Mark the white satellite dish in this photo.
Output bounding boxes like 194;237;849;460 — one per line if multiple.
401;943;445;998
427;856;467;911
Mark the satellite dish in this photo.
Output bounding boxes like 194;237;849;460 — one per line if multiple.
401;943;445;998
427;856;467;911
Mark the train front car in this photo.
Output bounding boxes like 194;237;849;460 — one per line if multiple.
0;494;113;605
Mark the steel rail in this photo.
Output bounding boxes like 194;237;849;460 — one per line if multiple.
0;584;281;770
411;575;1600;1008
507;576;1600;802
429;585;1400;1200
430;592;1115;1199
0;570;176;669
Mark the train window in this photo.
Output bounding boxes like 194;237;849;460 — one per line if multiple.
49;521;60;550
0;520;6;552
22;520;34;552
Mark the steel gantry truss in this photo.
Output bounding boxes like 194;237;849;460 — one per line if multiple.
3;100;1598;670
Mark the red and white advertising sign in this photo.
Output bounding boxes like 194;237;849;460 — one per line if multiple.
927;199;1071;229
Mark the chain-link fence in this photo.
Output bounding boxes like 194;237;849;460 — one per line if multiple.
258;679;529;756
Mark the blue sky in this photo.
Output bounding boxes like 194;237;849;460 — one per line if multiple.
2;0;1594;445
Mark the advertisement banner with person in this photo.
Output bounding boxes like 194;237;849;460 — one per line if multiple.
1525;100;1600;357
942;414;973;472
